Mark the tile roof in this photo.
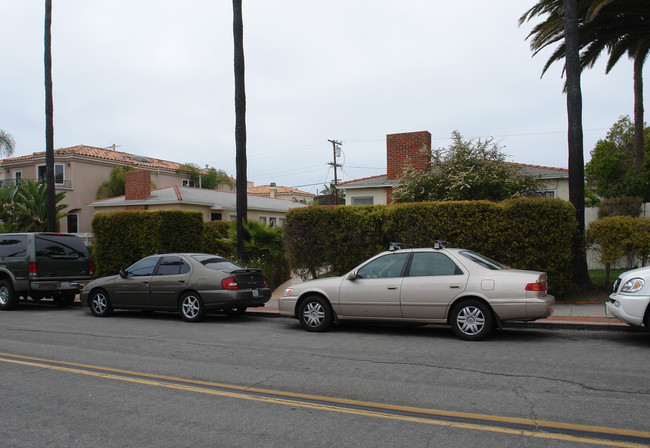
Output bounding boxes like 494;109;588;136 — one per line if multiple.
247;184;315;197
2;145;183;171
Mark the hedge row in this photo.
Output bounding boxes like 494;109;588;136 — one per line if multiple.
283;198;577;294
92;210;204;277
586;216;650;266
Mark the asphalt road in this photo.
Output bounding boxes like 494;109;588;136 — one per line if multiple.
1;302;649;447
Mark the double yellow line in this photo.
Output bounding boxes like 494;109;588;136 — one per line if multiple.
1;352;648;447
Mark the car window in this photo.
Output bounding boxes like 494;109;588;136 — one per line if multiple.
192;255;242;271
35;234;89;260
156;256;190;276
357;253;409;279
0;236;27;257
127;257;159;277
459;250;505;270
408;252;463;276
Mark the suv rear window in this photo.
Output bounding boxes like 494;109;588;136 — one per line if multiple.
35;234;89;260
0;235;27;257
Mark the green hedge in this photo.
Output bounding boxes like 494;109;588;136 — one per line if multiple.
203;220;234;258
587;216;650;266
92;210;204;277
283;198;577;294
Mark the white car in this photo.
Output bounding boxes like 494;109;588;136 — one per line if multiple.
607;266;650;328
279;244;554;340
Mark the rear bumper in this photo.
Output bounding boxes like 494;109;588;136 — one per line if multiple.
201;288;272;310
30;280;89;295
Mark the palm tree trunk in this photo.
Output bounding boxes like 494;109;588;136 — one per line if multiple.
233;0;248;262
633;53;644;175
563;0;591;287
44;0;56;232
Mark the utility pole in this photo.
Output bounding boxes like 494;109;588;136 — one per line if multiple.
328;139;342;205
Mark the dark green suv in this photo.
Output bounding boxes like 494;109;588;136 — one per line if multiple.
0;233;93;310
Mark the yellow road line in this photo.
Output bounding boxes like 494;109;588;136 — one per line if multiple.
1;352;648;448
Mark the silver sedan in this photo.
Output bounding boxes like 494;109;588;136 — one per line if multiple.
279;246;554;340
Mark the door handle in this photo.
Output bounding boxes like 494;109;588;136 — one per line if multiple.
387;285;398;290
178;280;186;284
449;284;461;289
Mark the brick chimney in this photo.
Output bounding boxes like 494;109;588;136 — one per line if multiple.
386;131;432;180
125;170;151;203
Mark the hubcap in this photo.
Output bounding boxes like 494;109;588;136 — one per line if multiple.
456;306;485;335
0;286;8;305
182;296;200;318
92;293;107;314
302;301;325;327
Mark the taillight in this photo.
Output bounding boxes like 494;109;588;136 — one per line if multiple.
525;281;547;291
29;262;37;275
221;277;239;290
89;262;93;276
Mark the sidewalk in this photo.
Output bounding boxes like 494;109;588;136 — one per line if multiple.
248;299;628;329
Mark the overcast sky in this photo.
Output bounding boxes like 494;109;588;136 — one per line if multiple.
1;1;646;194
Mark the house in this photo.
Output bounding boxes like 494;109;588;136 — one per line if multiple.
248;182;315;203
0;145;234;235
339;131;570;205
87;171;307;227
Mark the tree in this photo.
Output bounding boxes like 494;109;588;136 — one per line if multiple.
96;166;139;199
391;131;541;203
233;0;248;262
585;115;650;200
520;0;591;287
0;180;67;232
44;0;56;232
0;130;16;158
175;163;234;190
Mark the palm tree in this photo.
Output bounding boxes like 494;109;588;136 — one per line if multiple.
233;0;248;262
44;0;56;232
0;130;16;158
520;0;591;286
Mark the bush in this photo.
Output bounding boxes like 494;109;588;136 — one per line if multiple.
597;196;643;219
283;198;576;294
203;220;234;258
587;216;650;268
92;210;204;277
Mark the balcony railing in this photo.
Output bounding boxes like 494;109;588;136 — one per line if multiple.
0;178;72;189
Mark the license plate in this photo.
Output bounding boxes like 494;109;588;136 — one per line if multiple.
59;281;71;289
252;289;261;298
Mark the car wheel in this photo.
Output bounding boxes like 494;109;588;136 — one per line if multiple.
224;306;247;316
298;295;333;332
179;292;205;322
53;294;76;307
0;279;17;310
450;299;494;341
89;289;113;317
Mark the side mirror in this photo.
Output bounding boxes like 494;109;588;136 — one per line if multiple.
348;270;358;281
119;269;127;279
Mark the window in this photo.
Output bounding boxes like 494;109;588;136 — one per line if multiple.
127;257;159;277
0;235;27;258
351;196;374;206
536;190;556;198
408;252;462;277
182;179;193;187
210;212;222;221
37;164;64;185
259;216;267;224
156;256;190;275
460;251;505;270
12;170;22;183
269;217;277;227
67;214;78;233
356;253;409;279
35;234;88;260
192;255;242;271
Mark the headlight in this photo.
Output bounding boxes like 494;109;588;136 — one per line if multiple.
283;288;295;296
621;278;645;293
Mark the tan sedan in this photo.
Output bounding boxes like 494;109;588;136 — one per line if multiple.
279;246;554;340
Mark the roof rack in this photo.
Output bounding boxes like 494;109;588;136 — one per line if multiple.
433;240;451;250
389;242;413;251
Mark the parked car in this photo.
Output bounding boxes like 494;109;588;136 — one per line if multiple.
0;232;93;310
279;243;554;340
607;266;650;328
81;253;271;322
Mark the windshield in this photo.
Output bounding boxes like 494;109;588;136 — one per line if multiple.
459;250;506;270
192;254;242;271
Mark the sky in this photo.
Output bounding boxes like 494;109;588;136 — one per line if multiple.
1;1;646;195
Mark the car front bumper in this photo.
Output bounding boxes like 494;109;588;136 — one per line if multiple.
606;294;649;327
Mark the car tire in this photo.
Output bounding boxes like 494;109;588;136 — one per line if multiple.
450;299;494;341
298;295;333;332
179;292;205;322
53;294;76;307
0;279;17;310
89;289;113;317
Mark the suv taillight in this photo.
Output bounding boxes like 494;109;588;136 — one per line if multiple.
89;262;93;276
29;262;37;276
221;277;239;290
